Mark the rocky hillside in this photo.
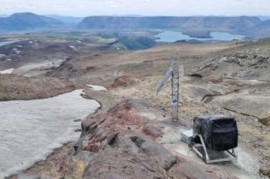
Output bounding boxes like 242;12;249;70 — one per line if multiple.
4;33;270;178
194;38;270;81
117;36;156;50
79;100;235;179
0;13;63;32
0;74;75;100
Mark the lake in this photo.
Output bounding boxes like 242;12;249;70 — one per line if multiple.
0;90;100;178
0;41;15;47
156;31;245;42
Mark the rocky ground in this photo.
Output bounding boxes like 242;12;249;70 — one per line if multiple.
0;74;75;100
2;36;270;178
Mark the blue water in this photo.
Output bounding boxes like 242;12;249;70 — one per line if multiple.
156;31;245;42
0;41;15;47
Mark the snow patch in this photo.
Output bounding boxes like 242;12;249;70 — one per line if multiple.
0;90;100;178
87;84;107;91
0;68;14;74
69;46;76;50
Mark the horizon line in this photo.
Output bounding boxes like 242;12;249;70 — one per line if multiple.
1;12;270;18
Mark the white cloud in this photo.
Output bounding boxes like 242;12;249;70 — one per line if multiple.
0;0;270;16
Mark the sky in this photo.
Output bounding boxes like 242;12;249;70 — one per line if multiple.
1;0;270;17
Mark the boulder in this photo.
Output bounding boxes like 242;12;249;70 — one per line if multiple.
83;147;167;179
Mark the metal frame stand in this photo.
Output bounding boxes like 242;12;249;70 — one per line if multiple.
192;135;237;164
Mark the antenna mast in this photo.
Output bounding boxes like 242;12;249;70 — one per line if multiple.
171;60;180;121
156;59;183;122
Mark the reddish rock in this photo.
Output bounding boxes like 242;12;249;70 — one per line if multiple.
109;75;139;88
81;100;146;153
142;123;164;139
80;100;234;179
83;148;167;179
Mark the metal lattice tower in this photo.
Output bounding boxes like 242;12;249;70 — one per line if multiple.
156;59;182;122
171;60;180;121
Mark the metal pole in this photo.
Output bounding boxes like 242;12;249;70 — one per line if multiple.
171;60;180;121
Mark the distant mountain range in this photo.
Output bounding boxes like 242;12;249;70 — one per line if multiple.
46;15;84;25
258;16;270;21
0;12;63;32
0;12;270;39
78;16;270;38
78;16;261;30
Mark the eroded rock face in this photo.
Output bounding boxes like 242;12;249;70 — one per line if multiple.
131;136;177;170
195;49;270;81
83;148;167;179
83;133;176;179
79;100;234;179
80;100;164;153
80;100;175;178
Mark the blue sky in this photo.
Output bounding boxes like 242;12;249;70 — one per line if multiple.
1;0;270;16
